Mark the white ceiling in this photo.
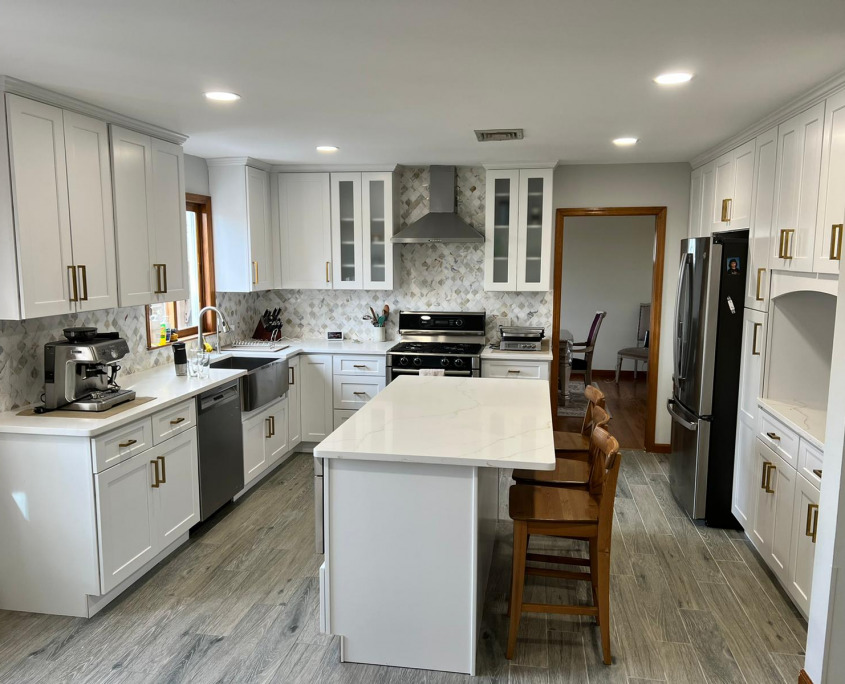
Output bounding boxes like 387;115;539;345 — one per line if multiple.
2;0;845;166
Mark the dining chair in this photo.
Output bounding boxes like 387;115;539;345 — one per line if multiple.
570;311;607;388
506;426;621;665
615;303;650;383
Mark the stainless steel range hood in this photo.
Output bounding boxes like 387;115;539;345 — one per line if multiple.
391;166;484;243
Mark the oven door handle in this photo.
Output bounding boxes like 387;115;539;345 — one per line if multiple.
390;368;473;377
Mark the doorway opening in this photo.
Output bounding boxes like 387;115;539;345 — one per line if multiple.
550;207;667;452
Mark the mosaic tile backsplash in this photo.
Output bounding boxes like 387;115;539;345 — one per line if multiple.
261;166;553;342
0;165;552;413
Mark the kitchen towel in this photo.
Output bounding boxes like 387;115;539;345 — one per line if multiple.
419;369;445;377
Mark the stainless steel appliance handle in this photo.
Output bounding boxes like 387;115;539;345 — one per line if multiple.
674;253;692;382
391;368;473;377
667;399;698;431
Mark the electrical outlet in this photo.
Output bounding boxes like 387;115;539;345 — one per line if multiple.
497;317;511;329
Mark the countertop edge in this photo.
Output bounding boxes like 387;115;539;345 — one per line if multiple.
758;398;826;449
313;448;556;470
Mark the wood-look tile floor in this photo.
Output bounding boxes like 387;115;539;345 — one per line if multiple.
0;451;807;683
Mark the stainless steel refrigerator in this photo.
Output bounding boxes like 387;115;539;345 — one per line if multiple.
668;230;748;527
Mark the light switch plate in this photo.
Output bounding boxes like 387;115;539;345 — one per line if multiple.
326;331;344;341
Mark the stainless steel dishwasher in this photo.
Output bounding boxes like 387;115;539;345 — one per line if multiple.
197;381;244;521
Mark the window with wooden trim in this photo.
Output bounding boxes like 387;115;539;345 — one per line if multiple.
146;194;216;348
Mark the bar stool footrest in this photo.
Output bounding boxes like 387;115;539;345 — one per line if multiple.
526;567;592;582
522;602;599;616
526;553;590;566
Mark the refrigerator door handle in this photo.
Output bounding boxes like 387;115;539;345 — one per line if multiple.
674;253;692;381
667;399;698;431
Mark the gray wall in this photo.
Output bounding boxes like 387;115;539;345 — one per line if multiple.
553;162;691;445
184;154;210;195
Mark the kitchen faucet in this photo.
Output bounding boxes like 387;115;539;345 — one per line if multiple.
197;306;232;353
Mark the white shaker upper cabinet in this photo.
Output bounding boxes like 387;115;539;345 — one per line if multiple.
688;166;704;239
745;127;778;312
208;162;274;291
516;169;554;291
484;170;519;290
771;102;825;272
150;138;189;303
362;172;398;290
63;111;118;312
330;172;363;289
5;94;74;318
698;161;717;237
278;173;333;289
711;139;756;233
814;89;845;275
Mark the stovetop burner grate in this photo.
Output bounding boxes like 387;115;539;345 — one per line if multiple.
389;342;484;356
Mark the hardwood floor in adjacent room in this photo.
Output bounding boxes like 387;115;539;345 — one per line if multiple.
0;452;807;683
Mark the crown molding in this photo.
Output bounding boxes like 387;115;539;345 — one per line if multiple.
206;157;273;172
0;76;188;145
690;69;845;169
271;163;399;173
482;161;559;170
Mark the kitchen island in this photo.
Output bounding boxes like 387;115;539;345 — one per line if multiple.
314;375;555;675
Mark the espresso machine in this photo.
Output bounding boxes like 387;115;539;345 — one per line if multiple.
43;327;136;412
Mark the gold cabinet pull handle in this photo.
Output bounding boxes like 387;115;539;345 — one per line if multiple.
157;455;166;484
266;418;272;439
721;198;732;223
68;265;79;302
269;415;275;436
806;503;819;542
162;264;168;293
253;260;259;284
151;460;160;488
289;366;295;385
755;268;765;301
78;264;89;301
508;369;521;374
761;460;772;489
353;391;367;396
153;264;164;294
169;416;185;425
813;468;823;478
764;463;776;493
779;229;794;259
831;224;844;261
353;364;368;369
325;261;330;283
766;431;780;441
752;323;761;356
119;438;137;448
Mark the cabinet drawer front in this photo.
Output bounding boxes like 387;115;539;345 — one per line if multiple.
334;409;357;430
759;412;799;467
482;360;547;379
333;376;384;409
798;441;823;489
152;400;196;445
332;355;386;376
93;418;154;473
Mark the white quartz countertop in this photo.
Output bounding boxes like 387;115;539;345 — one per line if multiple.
315;375;556;469
221;338;396;360
0;366;246;438
759;398;827;449
481;339;554;362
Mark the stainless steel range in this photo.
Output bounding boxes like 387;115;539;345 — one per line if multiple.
386;311;486;383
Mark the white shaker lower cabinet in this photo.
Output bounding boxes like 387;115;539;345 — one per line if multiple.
788;474;820;614
96;428;199;595
750;439;796;584
333;375;385;411
334;409;357;430
242;396;290;488
288;356;302;449
481;359;550;380
301;354;334;441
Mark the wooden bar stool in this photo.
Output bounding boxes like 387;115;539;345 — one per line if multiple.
554;385;607;453
513;405;610;487
506;427;621;665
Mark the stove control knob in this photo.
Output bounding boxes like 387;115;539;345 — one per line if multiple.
399;356;409;366
454;358;465;368
413;357;422;367
455;320;464;327
440;357;450;368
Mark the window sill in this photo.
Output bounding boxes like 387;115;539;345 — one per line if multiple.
147;334;198;351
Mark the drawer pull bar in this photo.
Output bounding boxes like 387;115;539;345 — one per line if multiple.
766;431;780;441
508;369;521;374
151;460;160;488
806;503;819;543
169;417;186;425
353;391;368;396
157;455;167;484
353;364;368;369
764;463;776;494
119;439;138;448
813;468;823;478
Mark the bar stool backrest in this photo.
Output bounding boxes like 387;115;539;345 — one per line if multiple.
580;385;608;438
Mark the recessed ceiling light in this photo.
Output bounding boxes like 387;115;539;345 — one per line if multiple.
654;72;693;85
613;137;639;146
204;91;240;102
316;145;339;153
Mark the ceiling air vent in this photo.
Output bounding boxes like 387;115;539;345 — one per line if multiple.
474;128;524;142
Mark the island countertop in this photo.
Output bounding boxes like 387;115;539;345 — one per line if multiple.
314;375;555;469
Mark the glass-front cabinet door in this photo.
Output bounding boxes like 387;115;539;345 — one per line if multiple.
362;172;396;290
516;168;553;291
484;170;519;290
330;173;362;289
